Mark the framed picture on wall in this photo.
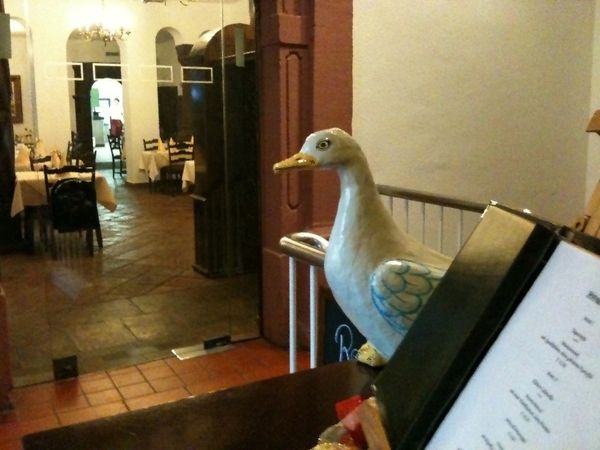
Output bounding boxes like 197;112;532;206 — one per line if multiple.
10;75;23;124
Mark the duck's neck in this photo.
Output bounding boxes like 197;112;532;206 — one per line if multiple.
330;158;400;247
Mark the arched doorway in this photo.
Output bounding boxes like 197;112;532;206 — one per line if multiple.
66;30;122;161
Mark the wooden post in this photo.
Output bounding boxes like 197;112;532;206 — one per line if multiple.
257;0;352;346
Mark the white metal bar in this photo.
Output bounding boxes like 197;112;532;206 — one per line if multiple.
438;206;444;253
309;265;318;369
458;210;464;251
404;199;410;233
288;256;297;373
420;202;426;244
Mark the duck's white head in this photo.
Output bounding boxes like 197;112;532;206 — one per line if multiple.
273;128;363;173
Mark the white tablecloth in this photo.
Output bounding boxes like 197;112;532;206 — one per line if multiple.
11;171;117;217
181;160;195;192
138;151;169;181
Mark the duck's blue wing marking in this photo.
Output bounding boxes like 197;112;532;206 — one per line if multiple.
370;259;445;336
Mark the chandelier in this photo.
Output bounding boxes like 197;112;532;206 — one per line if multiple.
76;0;131;44
77;23;131;44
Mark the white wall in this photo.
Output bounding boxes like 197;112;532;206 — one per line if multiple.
587;1;600;202
353;1;594;225
8;32;32;137
6;0;250;183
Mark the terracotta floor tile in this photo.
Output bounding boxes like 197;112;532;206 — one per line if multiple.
57;407;98;426
0;411;17;424
80;377;116;394
13;415;60;441
0;439;23;450
9;384;54;406
138;364;175;381
51;379;83;402
177;368;215;387
12;401;55;422
110;370;145;388
77;371;109;382
85;388;122;406
118;382;154;399
7;340;300;438
92;401;128;418
136;359;168;372
164;357;201;376
107;366;141;378
186;371;247;396
0;421;21;443
52;395;90;413
125;388;190;411
148;375;184;393
242;363;288;384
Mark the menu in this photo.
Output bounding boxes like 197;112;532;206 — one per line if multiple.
426;241;600;449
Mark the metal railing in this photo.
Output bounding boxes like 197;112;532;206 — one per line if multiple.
279;185;487;372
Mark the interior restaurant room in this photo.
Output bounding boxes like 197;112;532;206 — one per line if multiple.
1;0;600;449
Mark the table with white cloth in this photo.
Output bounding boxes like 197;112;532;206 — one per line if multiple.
181;160;195;192
11;171;117;252
138;150;169;182
11;171;117;217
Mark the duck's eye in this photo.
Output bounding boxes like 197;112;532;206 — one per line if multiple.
316;138;330;151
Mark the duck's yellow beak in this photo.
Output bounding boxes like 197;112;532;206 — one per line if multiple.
273;152;318;173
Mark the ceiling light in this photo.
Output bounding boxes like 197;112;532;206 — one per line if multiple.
77;0;131;44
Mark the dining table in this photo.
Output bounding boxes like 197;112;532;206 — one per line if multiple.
11;170;117;253
138;150;169;182
181;160;195;192
11;170;117;218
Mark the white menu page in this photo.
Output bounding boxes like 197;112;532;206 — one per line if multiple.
426;240;600;450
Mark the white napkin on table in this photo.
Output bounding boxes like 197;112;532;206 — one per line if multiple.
35;140;47;156
51;151;60;168
15;144;30;166
158;139;167;153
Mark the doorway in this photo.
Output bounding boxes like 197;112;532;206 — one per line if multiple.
90;78;123;164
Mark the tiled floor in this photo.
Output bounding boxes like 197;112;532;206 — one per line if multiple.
2;166;260;386
0;339;310;450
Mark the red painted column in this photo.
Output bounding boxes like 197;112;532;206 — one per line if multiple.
258;0;352;346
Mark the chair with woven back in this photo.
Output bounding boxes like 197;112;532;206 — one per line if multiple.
29;153;52;171
107;135;126;177
43;164;103;257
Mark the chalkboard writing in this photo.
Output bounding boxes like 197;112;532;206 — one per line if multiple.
323;295;366;364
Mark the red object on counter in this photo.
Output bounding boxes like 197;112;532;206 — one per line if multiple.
335;395;363;420
335;395;367;448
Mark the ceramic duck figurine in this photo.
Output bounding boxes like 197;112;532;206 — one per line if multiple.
274;128;451;362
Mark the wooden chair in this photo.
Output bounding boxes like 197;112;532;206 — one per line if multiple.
29;154;51;171
162;140;193;195
107;135;126;177
143;138;159;152
70;141;96;167
43;165;103;257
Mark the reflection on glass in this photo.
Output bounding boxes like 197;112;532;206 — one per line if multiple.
5;0;260;386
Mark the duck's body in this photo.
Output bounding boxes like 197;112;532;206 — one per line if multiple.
275;128;450;360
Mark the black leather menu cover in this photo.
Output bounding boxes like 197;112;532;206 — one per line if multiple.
374;205;559;449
